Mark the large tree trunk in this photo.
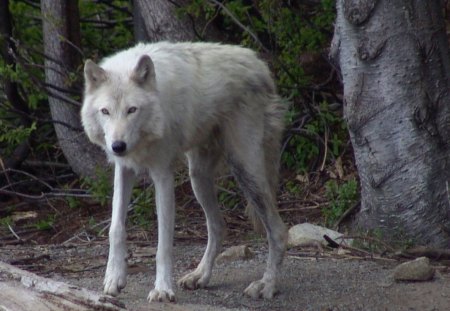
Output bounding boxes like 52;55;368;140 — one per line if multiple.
331;0;450;247
41;0;105;178
132;0;221;42
133;0;198;42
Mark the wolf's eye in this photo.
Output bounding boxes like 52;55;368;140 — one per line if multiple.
128;107;137;114
101;108;109;115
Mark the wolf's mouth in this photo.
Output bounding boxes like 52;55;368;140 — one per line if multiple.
113;151;127;157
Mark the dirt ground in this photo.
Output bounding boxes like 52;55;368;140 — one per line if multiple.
1;239;450;311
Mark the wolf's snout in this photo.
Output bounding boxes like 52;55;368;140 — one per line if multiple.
112;141;127;155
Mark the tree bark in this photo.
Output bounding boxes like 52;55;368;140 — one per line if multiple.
133;0;198;42
331;0;450;247
41;0;105;178
132;0;221;42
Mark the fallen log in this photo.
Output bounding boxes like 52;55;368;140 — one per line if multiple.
0;261;126;311
402;246;450;260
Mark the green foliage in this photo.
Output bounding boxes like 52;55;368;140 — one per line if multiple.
0;121;36;154
323;178;358;227
79;0;133;59
217;178;240;209
0;216;13;228
283;101;347;173
66;195;81;209
81;168;112;207
34;215;55;231
129;185;155;229
285;180;301;196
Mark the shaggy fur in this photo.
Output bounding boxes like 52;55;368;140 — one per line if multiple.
81;42;287;302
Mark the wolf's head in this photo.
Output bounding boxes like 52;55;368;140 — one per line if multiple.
81;55;164;158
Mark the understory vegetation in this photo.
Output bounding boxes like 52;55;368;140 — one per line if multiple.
0;0;360;244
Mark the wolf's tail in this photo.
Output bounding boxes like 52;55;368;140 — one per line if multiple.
246;94;286;233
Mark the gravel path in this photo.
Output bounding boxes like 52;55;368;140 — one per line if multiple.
3;242;447;311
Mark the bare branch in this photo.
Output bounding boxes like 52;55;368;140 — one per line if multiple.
208;0;268;52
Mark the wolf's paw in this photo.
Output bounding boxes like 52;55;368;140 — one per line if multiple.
147;288;176;302
177;270;209;290
244;279;277;299
103;258;127;296
103;269;127;296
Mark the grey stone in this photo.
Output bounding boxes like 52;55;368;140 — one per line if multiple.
393;257;435;282
215;245;254;264
287;223;352;248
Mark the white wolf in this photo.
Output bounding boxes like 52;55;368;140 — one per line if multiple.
81;42;287;302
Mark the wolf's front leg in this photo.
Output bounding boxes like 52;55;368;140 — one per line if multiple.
147;169;176;302
178;148;225;290
104;164;135;296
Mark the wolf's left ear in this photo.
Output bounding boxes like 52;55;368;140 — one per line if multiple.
131;55;156;88
84;59;107;91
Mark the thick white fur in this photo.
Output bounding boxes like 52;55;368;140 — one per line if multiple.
81;42;287;302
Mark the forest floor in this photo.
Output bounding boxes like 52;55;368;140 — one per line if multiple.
1;214;450;311
1;162;450;310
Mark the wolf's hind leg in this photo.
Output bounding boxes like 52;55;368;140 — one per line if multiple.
234;160;287;299
178;145;225;290
224;117;287;299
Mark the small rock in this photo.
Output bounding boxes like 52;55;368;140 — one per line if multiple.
393;257;435;282
287;223;351;248
215;245;254;264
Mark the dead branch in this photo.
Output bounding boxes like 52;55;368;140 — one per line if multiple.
0;168;95;201
401;246;450;260
0;261;126;311
208;0;267;52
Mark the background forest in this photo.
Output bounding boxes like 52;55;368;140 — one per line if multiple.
1;0;362;244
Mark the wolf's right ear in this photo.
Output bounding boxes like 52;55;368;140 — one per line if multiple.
84;59;107;92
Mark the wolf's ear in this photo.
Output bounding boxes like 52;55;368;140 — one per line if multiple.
131;55;155;88
84;59;107;91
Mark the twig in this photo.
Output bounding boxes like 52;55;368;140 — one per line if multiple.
320;127;328;171
0;168;94;201
0;102;82;132
62;188;151;244
23;160;71;169
208;0;268;52
0;189;93;200
1;168;53;190
333;201;361;230
323;234;340;248
341;234;396;253
8;224;22;241
216;185;238;196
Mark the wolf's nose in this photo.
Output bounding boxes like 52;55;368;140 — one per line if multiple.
112;141;127;154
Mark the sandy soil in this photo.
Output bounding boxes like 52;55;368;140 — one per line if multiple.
1;241;450;311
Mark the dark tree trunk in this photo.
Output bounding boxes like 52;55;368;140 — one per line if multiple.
132;0;221;42
41;0;105;177
0;0;30;168
331;0;450;246
132;0;198;42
